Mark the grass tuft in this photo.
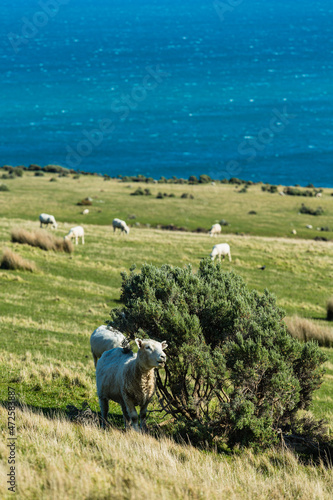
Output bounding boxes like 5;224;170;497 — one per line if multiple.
11;228;73;253
285;316;333;347
0;248;36;272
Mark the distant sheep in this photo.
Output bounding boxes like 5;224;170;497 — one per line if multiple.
39;213;57;229
209;223;222;237
306;225;313;229
96;338;167;431
82;209;89;215
316;192;322;198
210;243;232;262
64;226;85;245
90;325;125;367
291;229;297;235
112;218;130;235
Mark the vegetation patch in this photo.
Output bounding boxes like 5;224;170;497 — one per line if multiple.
299;204;324;216
110;260;328;450
285;316;333;347
0;248;36;272
11;228;73;253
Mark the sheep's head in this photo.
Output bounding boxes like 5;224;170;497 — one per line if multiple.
135;339;167;369
125;226;130;234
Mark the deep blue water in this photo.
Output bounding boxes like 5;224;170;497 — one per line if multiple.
1;0;333;186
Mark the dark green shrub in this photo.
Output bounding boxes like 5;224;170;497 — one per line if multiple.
199;174;212;184
110;260;327;449
0;184;9;191
219;219;229;226
327;297;333;321
34;171;44;177
299;204;324;216
28;164;42;171
188;175;198;184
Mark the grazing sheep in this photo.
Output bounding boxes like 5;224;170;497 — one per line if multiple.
279;191;285;196
64;226;85;245
316;192;322;198
96;338;167;431
82;209;89;215
90;325;125;367
39;213;58;229
306;225;313;229
291;229;297;235
112;218;130;235
209;223;222;237
210;243;232;262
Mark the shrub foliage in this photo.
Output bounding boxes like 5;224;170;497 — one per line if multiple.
110;260;327;448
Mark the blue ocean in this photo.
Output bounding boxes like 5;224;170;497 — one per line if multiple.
1;0;333;186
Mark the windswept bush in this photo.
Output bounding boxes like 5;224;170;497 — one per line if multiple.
285;316;333;347
0;248;36;272
327;297;333;322
0;184;9;191
299;204;324;216
110;260;327;449
11;229;73;253
131;187;151;196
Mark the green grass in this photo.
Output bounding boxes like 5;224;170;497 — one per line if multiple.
0;173;332;498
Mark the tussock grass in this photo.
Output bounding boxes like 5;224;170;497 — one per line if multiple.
0;248;36;272
327;297;333;321
285;316;333;347
0;405;332;500
11;228;73;253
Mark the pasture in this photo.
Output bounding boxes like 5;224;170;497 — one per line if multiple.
0;172;332;498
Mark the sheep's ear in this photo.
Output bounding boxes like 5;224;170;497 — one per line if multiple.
161;341;168;350
135;339;143;349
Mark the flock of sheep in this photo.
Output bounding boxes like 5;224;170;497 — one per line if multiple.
39;213;230;430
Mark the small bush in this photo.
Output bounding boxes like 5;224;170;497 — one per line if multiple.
299;204;324;216
28;164;42;171
0;248;36;272
49;178;57;182
11;229;73;253
73;174;80;179
131;188;151;196
188;175;199;184
219;219;229;226
248;210;257;215
34;171;44;177
110;261;327;449
0;184;9;191
199;174;211;184
285;316;333;347
327;297;333;321
181;193;194;199
77;199;92;206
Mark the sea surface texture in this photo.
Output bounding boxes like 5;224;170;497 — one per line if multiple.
1;0;332;186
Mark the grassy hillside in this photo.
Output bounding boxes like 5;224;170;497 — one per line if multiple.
0;173;332;498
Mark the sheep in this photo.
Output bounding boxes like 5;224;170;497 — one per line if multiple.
96;338;167;431
210;243;232;262
209;223;222;237
291;229;297;235
316;192;322;198
82;209;89;215
90;325;125;367
112;218;130;235
64;226;85;245
306;225;313;229
39;213;58;229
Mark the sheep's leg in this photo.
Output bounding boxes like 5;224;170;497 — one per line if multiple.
139;403;149;433
228;253;232;262
124;398;139;431
82;235;85;245
120;403;131;430
99;397;109;428
92;352;98;368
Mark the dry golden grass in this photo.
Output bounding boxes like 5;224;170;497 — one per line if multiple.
0;405;332;500
0;248;36;272
11;228;73;253
285;316;333;347
327;297;333;322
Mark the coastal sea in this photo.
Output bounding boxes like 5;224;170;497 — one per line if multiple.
1;0;333;186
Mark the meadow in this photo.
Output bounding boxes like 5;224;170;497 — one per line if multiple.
0;172;332;499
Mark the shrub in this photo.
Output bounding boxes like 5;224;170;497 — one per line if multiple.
49;178;57;182
0;248;36;272
43;164;67;173
11;229;73;253
34;171;44;177
327;297;333;322
299;204;324;216
109;260;327;449
181;193;194;199
0;184;9;191
188;175;198;184
248;211;257;215
28;164;42;171
77;199;92;206
131;188;151;196
285;316;333;347
219;219;229;226
199;174;211;184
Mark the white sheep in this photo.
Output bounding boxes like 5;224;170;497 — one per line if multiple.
96;338;167;431
112;218;130;235
316;192;322;198
209;223;222;237
306;225;313;229
210;243;232;262
82;209;89;215
39;213;58;229
90;325;125;367
64;226;85;244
